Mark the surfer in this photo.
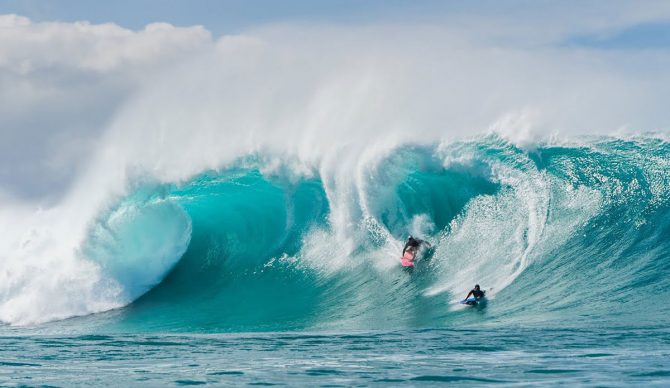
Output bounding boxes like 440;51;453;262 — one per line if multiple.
402;236;426;256
400;236;430;270
464;284;485;301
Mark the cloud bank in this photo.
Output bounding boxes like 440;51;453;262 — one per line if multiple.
0;14;211;200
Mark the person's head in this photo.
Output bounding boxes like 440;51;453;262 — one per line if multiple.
474;284;480;291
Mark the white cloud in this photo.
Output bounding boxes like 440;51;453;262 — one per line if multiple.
0;14;212;200
0;14;211;72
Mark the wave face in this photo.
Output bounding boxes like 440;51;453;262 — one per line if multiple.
51;135;665;333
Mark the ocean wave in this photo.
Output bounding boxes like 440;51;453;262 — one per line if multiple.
17;135;662;331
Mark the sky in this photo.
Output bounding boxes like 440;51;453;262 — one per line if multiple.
2;0;494;36
2;1;670;201
2;0;670;46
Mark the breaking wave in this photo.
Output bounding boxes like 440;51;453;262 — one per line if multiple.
4;135;664;332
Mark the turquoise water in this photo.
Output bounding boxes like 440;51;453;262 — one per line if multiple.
2;135;670;385
1;329;669;386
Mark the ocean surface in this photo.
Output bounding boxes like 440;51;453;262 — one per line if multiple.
1;328;669;386
2;136;670;386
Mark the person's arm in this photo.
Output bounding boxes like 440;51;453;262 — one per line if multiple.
402;242;410;255
464;290;473;300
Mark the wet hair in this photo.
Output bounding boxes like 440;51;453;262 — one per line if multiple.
474;284;480;290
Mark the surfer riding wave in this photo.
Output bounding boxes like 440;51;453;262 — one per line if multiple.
400;236;431;269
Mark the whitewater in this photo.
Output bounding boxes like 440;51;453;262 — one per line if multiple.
1;19;670;385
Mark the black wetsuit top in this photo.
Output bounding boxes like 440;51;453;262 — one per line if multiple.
403;237;422;254
471;289;485;299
